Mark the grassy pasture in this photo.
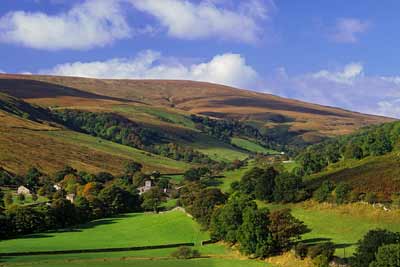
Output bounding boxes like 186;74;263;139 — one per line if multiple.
0;210;270;267
216;161;255;192
0;211;208;253
265;201;400;258
112;104;196;130
231;137;278;154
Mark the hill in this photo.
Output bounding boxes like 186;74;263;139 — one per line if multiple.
298;120;400;200
0;74;393;147
0;94;189;175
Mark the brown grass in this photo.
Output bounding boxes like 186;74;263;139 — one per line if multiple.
0;74;393;141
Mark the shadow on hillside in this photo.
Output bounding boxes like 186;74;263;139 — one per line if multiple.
0;79;141;104
301;237;332;244
301;237;353;249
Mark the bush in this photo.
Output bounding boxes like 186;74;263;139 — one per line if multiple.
370;244;400;267
294;242;308;259
307;242;335;260
312;255;330;267
171;246;200;259
351;229;400;267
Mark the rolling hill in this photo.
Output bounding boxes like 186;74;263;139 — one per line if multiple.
0;74;393;142
0;73;394;176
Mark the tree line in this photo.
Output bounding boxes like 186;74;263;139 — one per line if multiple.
0;161;174;239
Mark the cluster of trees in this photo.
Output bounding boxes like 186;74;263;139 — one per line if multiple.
56;110;214;164
210;194;309;258
232;167;306;203
190;114;266;144
57;110;160;149
0;161;172;239
152;143;214;164
297;121;400;176
178;182;308;258
295;241;335;266
351;229;400;267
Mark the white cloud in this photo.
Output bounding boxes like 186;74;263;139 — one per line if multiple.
265;63;400;118
130;0;270;43
330;18;370;43
312;62;363;85
42;50;260;89
0;0;131;50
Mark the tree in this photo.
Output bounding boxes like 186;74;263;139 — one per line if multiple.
239;167;278;201
6;205;44;235
314;181;335;203
370;244;400;267
237;207;273;257
94;172;114;183
31;194;38;202
17;193;25;203
141;187;166;212
183;167;210;182
344;143;363;160
189;188;226;227
4;193;13;206
334;183;352;204
254;167;278;201
268;208;309;252
0;189;3;207
98;185;141;215
273;173;303;203
210;194;256;243
25;167;42;190
51;198;77;228
351;229;400;267
124;161;143;176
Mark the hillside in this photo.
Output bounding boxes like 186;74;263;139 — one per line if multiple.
0;94;189;175
0;74;393;146
298;120;400;200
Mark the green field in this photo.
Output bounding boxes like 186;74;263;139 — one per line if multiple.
45;130;190;173
265;201;400;258
231;137;278;154
112;105;196;130
0;210;271;267
217;161;255;192
187;135;249;162
0;211;208;253
1;255;269;267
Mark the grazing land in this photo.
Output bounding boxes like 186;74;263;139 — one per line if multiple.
265;201;400;258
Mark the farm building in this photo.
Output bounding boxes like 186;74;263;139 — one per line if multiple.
17;186;31;195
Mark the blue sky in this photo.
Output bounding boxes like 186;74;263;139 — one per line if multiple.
1;0;400;117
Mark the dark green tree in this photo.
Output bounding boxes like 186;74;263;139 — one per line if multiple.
334;183;352;204
237;207;273;257
351;229;400;267
313;181;335;203
268;208;309;252
370;244;400;267
141;187;166;212
273;172;303;203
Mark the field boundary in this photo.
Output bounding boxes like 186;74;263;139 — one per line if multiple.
0;242;195;257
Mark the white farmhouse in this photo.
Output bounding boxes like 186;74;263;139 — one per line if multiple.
138;180;152;195
17;186;31;195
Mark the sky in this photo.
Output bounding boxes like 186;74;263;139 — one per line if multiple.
1;0;400;118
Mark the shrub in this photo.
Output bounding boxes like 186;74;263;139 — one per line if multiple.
351;229;400;267
370;244;400;267
171;246;200;259
312;255;330;267
294;242;308;259
307;242;335;260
